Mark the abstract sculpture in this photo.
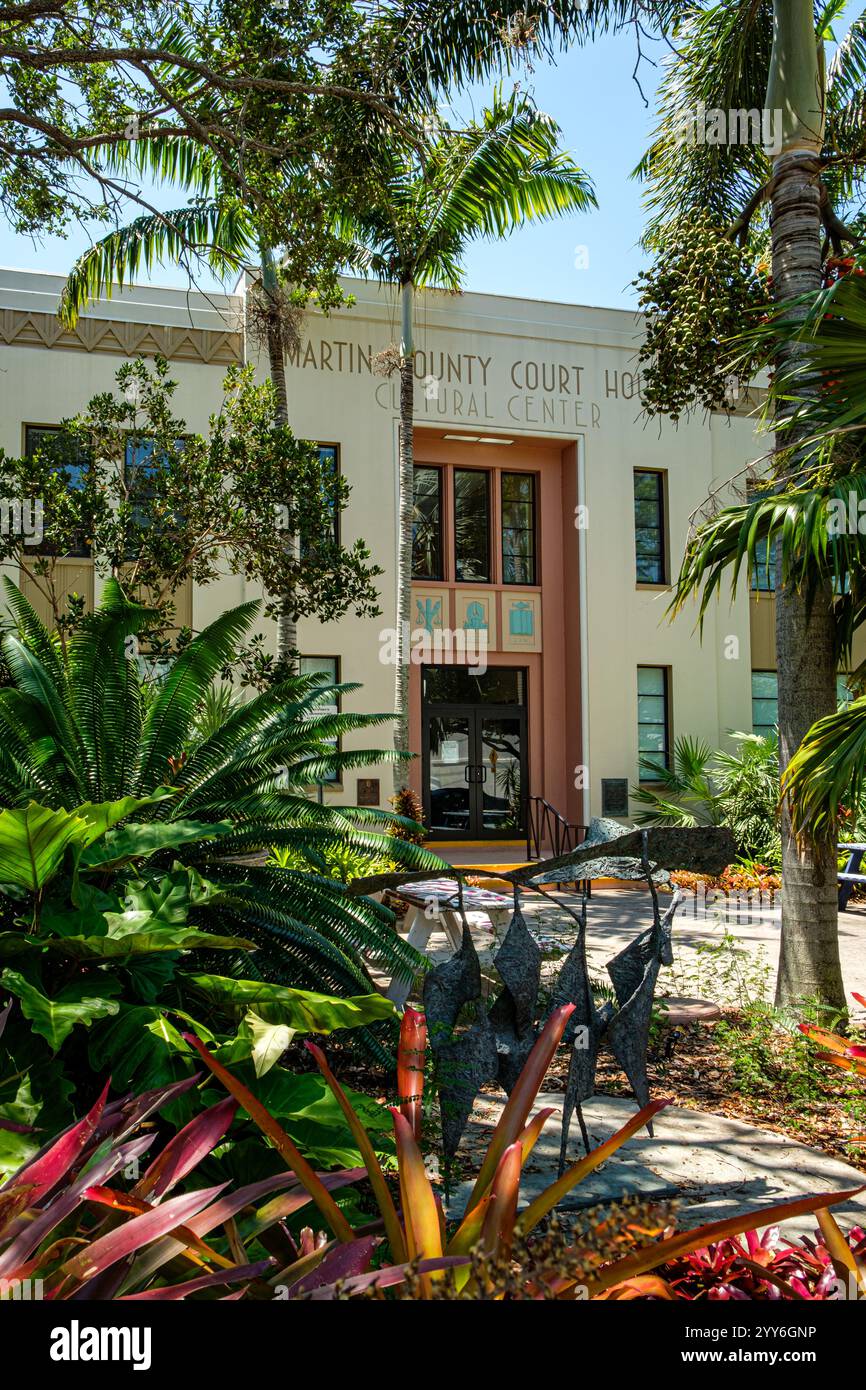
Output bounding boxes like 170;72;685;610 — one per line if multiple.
421;823;735;1174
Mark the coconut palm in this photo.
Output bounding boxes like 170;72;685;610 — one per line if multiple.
0;578;446;1004
336;89;594;785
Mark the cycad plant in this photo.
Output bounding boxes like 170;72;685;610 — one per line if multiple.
0;578;445;999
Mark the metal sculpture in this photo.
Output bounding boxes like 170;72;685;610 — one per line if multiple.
421;823;734;1173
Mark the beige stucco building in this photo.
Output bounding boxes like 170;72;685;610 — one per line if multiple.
0;265;783;848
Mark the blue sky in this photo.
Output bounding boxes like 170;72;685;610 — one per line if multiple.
1;9;861;311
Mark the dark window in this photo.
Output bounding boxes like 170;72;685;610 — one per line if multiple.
454;468;490;583
501;472;536;585
299;655;340;784
751;536;776;592
637;666;670;779
24;426;91;557
412;466;442;580
634;470;665;584
423;665;525;706
318;445;339;545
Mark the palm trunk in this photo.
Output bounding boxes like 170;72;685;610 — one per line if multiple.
393;279;415;790
260;240;297;668
768;0;845;1011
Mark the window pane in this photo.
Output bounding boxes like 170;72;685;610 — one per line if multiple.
454;469;490;582
634;471;664;585
424;665;525;706
299;656;340;783
412;467;442;580
751;671;778;735
638;666;668;779
501;472;535;585
637;667;665;696
751;536;776;592
24;426;91;557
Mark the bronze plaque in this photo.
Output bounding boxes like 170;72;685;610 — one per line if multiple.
357;778;380;807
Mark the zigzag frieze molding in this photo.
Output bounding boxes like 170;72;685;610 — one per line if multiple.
0;309;243;365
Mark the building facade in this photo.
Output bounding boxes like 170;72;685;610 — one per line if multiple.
0;266;802;842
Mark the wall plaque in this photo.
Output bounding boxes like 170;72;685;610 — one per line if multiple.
357;778;381;807
601;778;629;818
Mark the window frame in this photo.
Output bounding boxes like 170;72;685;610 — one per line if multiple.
453;465;492;585
500;470;537;586
299;654;342;787
637;664;671;780
412;463;444;581
23;423;92;559
751;669;778;738
633;468;667;587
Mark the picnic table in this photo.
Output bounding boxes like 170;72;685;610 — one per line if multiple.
385;877;513;1007
839;842;866;911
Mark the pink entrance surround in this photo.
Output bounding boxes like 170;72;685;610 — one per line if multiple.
407;428;584;830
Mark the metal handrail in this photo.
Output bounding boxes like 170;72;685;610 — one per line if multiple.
526;797;589;891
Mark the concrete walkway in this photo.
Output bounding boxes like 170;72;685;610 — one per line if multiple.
446;1092;866;1238
417;887;866;1014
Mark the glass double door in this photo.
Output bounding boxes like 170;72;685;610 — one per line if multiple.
423;705;527;839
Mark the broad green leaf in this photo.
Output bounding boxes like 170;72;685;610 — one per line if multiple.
0;1073;41;1175
88;1004;213;1097
0;794;174;892
186;974;397;1033
0;803;102;892
81;818;233;870
2;968;121;1051
118;865;223;925
0;927;254;961
246;1011;295;1078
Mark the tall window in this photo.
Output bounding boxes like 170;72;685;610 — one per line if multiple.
412;466;442;579
637;666;670;779
299;655;341;784
634;470;665;584
752;670;853;737
751;536;776;592
751;671;778;737
501;472;536;585
25;426;91;556
454;468;490;582
318;445;339;545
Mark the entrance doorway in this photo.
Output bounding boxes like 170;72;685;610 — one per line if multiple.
421;666;527;839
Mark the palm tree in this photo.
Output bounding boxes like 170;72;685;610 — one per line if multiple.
336;90;594;786
634;730;782;868
618;0;866;1012
0;578;446;1005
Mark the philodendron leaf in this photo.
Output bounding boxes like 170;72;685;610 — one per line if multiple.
81;819;233;871
0;793;175;892
246;1012;296;1078
119;865;223;925
1;967;121;1051
185;974;397;1034
0;927;256;961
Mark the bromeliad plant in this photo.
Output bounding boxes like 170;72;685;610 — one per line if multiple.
2;1007;861;1301
800;990;866;1146
184;1004;863;1300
